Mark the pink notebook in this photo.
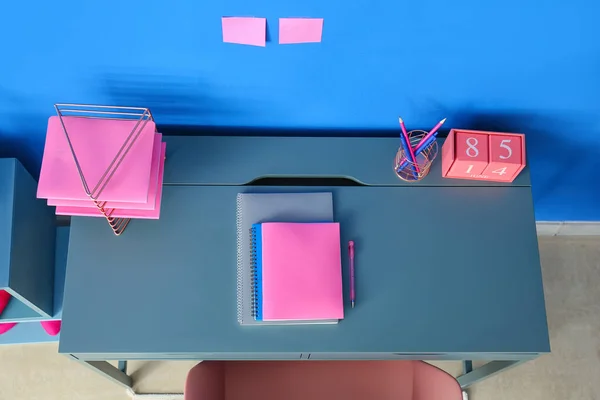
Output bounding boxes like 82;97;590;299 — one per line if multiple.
38;116;156;203
48;133;163;210
55;142;166;219
257;222;343;321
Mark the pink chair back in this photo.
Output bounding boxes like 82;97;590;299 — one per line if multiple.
185;360;462;400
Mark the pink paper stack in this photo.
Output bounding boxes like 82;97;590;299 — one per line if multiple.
37;115;166;225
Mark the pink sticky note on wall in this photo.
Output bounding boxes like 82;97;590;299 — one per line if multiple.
279;18;323;44
222;17;266;47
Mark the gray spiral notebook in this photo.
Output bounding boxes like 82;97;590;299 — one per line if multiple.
236;192;334;325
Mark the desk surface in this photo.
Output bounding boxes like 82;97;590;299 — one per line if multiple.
59;136;548;360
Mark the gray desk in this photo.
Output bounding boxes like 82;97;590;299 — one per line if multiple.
59;136;549;390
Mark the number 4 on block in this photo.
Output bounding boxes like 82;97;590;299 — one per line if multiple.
481;134;525;182
441;130;526;182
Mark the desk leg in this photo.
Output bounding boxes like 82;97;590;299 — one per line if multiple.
118;360;128;374
463;360;473;374
457;360;523;389
69;355;133;389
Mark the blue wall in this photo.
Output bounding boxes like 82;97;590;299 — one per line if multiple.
0;0;598;220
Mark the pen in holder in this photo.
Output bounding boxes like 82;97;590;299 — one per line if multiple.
393;130;439;182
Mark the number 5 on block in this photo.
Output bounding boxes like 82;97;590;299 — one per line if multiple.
482;134;525;182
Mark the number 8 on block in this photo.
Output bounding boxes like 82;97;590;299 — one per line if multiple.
450;132;489;176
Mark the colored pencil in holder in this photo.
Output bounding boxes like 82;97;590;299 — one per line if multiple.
396;118;446;170
398;124;419;179
399;118;420;175
397;134;438;171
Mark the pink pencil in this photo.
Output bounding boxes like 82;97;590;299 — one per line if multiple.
349;241;355;308
414;118;447;150
399;117;420;173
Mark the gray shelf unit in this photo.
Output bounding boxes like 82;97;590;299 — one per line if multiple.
0;158;57;323
0;226;69;345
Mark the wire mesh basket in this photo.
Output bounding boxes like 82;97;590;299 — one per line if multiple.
393;130;439;182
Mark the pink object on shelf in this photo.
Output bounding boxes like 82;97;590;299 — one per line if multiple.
279;18;323;44
222;17;266;47
41;320;62;336
38;116;156;203
47;133;164;210
260;222;343;321
55;141;166;219
0;290;11;316
442;129;526;182
0;322;17;335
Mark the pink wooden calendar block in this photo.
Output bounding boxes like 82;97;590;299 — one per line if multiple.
442;129;526;182
481;133;525;182
442;130;489;178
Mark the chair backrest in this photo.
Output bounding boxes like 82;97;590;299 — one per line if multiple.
185;360;462;400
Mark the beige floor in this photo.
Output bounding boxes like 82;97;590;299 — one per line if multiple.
1;236;599;399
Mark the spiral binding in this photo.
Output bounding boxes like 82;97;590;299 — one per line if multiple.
235;194;244;324
249;227;260;318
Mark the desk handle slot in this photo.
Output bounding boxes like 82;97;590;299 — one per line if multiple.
246;176;364;186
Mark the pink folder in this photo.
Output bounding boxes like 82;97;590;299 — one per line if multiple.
260;222;343;321
47;133;163;210
37;116;156;203
55;142;166;219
